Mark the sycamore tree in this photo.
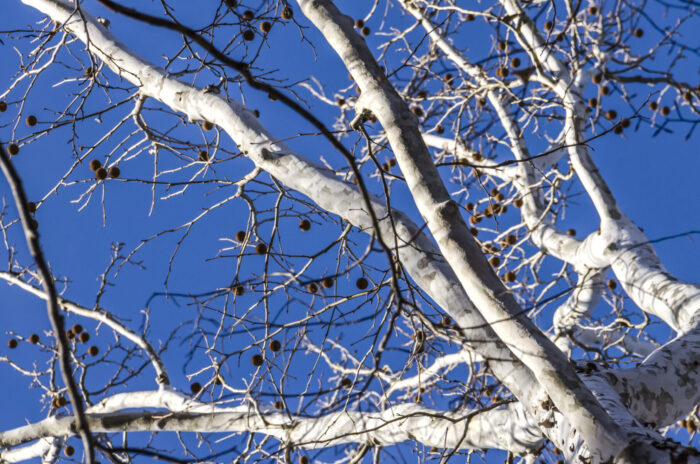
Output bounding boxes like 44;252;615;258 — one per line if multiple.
0;0;699;463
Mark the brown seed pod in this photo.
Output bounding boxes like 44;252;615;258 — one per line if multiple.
202;120;214;130
633;28;644;38
489;256;501;267
109;166;120;178
441;315;451;326
299;219;311;231
497;40;507;51
29;334;39;344
354;19;364;28
490;188;499;197
29;218;38;230
470;228;478;236
588;98;598;108
435;124;444;134
251;353;264;367
567;229;576;236
465;202;475;211
281;7;293;20
605;109;617;120
411;106;423;117
341;377;352;389
88;345;99;356
496;67;509;78
72;324;83;334
299;457;309;464
25;115;37;127
514;198;524;208
466;13;475;21
505;271;517;283
89;159;101;171
592;73;603;84
53;395;67;408
506;234;517;245
472;152;483;161
269;339;281;352
308;282;318;293
683;92;693;102
607;279;617;290
361;26;370;36
544;21;554;31
601;86;610;95
8;144;19;156
255;243;268;255
79;332;90;343
613;125;623;134
233;285;244;296
469;214;481;225
8;339;18;349
64;445;75;457
322;277;334;289
190;382;201;394
198;151;209;162
235;230;246;242
274;400;284;409
621;118;631;128
477;97;487;106
242;10;254;21
336;98;345;107
242;29;255;41
660;106;671;116
27;201;37;214
95;167;108;180
66;330;75;340
648;101;658;111
260;21;271;33
356;277;369;290
417;90;427;99
0;101;6;112
588;6;598;15
510;57;521;68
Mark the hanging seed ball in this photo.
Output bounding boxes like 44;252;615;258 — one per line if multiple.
544;21;554;31
601;86;610;95
78;332;90;343
25;115;37;127
322;277;334;289
469;214;481;225
513;198;524;208
190;382;202;394
0;101;6;112
361;26;370;37
588;6;598;15
29;218;38;230
88;345;99;356
388;158;396;167
506;234;517;245
660;106;671;116
72;324;83;334
95;167;108;180
64;446;75;457
504;271;517;283
466;13;475;21
53;395;67;408
355;19;364;28
498;40;507;51
472;151;483;161
648;101;658;111
490;188;499;197
66;330;75;340
592;73;603;84
336;98;345;107
465;202;475;211
269;339;281;352
411;106;423;117
299;457;309;464
621;118;631;128
496;67;509;78
341;377;352;389
29;334;39;344
510;57;521;68
613;125;623;134
198;151;209;162
255;243;268;255
89;159;101;171
251;353;264;367
299;219;311;231
202;120;214;130
235;230;246;242
605;110;617;120
489;256;501;267
633;28;644;38
683;91;693;102
274;400;284;409
435;124;444;134
281;7;293;20
260;21;271;33
8;339;18;349
470;228;478;236
109;166;120;178
607;279;617;290
356;277;369;290
234;285;244;296
242;10;254;20
567;229;576;236
308;282;318;293
441;315;451;326
242;29;255;41
588;98;598;108
477;97;487;106
27;201;37;214
496;192;505;202
8;144;19;156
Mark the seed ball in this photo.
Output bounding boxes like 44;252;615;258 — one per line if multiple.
322;277;334;289
190;382;201;394
225;0;237;8
510;57;521;68
242;29;255;41
355;19;364;28
513;198;523;208
341;377;352;389
601;86;610;95
0;101;6;112
465;202;475;211
496;67;509;78
466;13;475;21
497;40;507;51
202;120;214;130
27;201;37;214
299;457;309;464
299;219;311;231
588;6;598;15
242;10;254;20
613;125;623;134
251;353;264;367
505;271;517;283
260;21;271;33
8;144;19;156
477;97;487;106
588;98;598;108
336;98;345;107
544;21;554;31
489;256;501;267
255;243;268;255
633;28;644;38
281;7;293;19
53;395;67;408
490;188;499;197
683;92;693;102
89;159;101;171
506;234;517;245
469;215;481;225
361;26;370;36
621;118;630;128
592;73;603;84
355;277;369;290
235;230;246;242
441;315;451;326
607;279;617;290
567;229;576;236
72;324;83;334
64;445;75;457
605;110;617;120
95;167;108;180
66;330;75;340
660;106;670;116
234;285;244;296
411;106;423;117
109;166;120;178
88;345;99;356
29;334;39;344
274;400;284;409
470;228;478;236
78;332;90;343
308;282;318;293
435;124;444;134
648;101;658;111
198;151;209;162
25;115;37;127
269;339;281;352
8;339;18;349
